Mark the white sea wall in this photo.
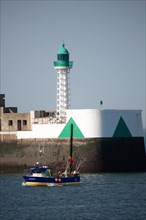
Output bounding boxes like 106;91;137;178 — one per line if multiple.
17;109;143;139
17;124;65;139
66;109;143;138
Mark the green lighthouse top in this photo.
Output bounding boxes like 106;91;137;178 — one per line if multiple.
57;43;69;55
54;43;73;68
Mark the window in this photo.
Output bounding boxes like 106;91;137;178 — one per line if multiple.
8;120;13;126
23;120;27;125
57;54;69;61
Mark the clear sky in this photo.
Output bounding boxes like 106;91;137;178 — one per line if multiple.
0;0;145;129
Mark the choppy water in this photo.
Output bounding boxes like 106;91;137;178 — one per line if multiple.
0;173;146;220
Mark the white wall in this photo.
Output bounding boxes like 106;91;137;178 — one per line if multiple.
17;109;143;139
66;109;143;138
17;123;65;139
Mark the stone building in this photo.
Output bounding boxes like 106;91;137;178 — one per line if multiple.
0;94;57;133
0;94;31;131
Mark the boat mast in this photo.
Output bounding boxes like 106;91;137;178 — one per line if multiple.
70;123;73;159
69;123;73;173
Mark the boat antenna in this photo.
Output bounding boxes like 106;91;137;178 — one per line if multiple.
38;145;44;166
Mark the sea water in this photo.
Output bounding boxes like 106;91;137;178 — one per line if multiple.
0;173;146;220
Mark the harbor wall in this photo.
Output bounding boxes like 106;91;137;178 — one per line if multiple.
0;137;146;173
16;109;144;139
0;108;145;173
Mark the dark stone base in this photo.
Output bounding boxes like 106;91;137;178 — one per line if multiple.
0;137;146;173
80;137;146;173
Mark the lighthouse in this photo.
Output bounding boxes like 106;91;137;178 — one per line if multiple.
54;43;73;123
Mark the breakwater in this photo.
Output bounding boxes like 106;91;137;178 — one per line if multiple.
0;137;146;173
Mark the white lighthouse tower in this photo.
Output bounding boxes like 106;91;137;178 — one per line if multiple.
54;43;73;123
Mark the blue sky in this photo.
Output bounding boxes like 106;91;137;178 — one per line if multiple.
0;0;145;128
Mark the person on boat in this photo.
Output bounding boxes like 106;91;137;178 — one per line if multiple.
68;156;74;173
58;171;61;175
67;156;74;165
45;169;51;177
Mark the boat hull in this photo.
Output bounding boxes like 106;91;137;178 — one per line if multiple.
23;175;80;186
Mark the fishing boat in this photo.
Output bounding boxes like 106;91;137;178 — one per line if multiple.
22;124;85;186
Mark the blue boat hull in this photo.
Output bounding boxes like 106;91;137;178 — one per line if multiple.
23;175;80;186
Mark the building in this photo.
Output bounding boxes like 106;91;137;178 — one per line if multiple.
0;94;31;132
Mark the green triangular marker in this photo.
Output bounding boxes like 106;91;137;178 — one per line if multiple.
58;117;84;138
113;116;132;137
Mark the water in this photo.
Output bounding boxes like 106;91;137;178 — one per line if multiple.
0;173;146;220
